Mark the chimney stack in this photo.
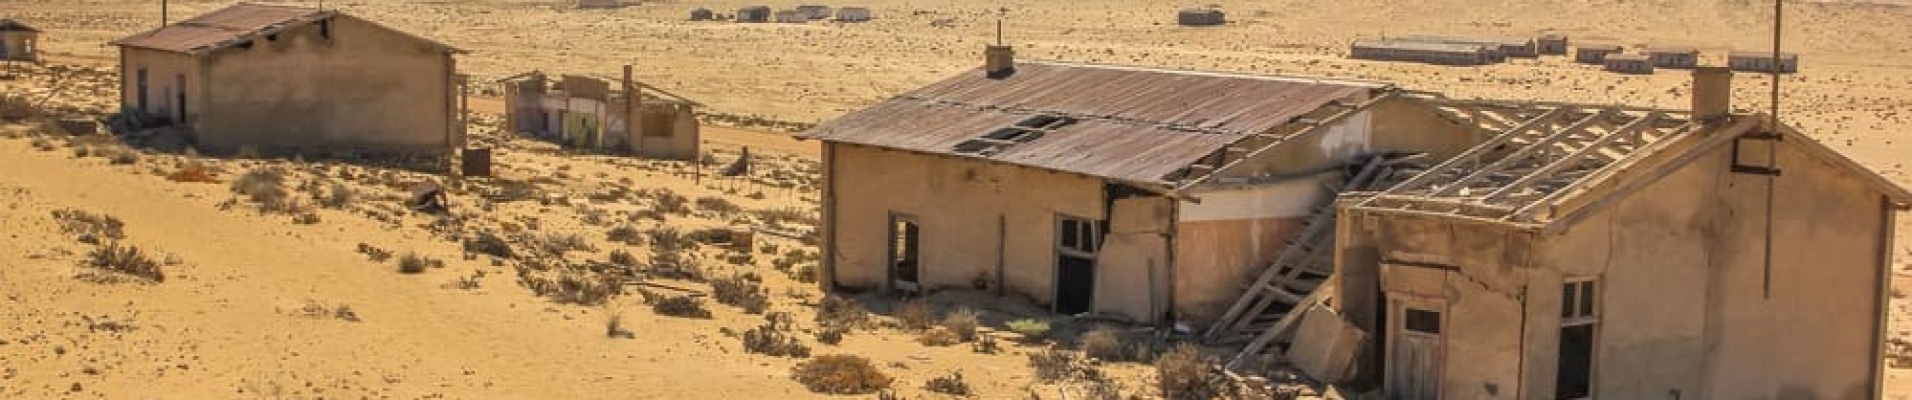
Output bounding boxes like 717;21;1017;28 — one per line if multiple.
1692;66;1732;125
984;20;1014;78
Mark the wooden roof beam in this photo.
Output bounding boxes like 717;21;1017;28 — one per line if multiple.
1482;112;1662;203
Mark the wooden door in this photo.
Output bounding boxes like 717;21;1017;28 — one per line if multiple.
1386;299;1443;400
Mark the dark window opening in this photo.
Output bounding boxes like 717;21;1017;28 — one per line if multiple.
1059;218;1098;254
266;33;279;42
951;140;999;155
1557;324;1595;398
889;217;920;288
1404;308;1441;334
237;40;253;49
175;74;187;122
1016;115;1076;130
319;19;331;39
983;128;1043;142
135;68;149;113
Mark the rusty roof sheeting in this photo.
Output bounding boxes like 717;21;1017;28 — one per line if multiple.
111;3;459;55
802;61;1377;184
0;19;39;33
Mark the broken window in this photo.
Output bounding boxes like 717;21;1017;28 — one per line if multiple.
1058;218;1099;254
319;19;331;39
889;215;920;290
950;114;1074;156
1403;308;1441;335
1557;279;1598;399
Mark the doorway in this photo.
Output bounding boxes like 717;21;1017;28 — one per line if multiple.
1557;279;1599;399
1386;298;1443;400
888;214;920;293
174;74;187;123
1054;215;1099;315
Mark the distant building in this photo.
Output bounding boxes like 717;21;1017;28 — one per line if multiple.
1604;53;1654;74
1350;39;1496;66
795;5;832;20
836;7;872;22
1537;33;1568;55
737;6;771;23
1647;47;1700;69
577;0;623;9
689;8;714;21
109;3;463;156
0;19;39;62
1177;8;1226;26
1728;51;1798;74
1399;34;1538;58
773;10;807;23
1575;44;1623;64
499;68;701;160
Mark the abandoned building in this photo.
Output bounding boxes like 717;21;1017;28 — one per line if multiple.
1603;53;1653;74
576;0;624;9
689;7;714;21
1573;44;1622;64
773;10;807;24
1398;34;1538;58
836;7;872;22
109;3;463;156
803;45;1483;325
1647;46;1701;69
795;5;832;20
1176;8;1226;27
1350;39;1496;66
1303;67;1909;399
1536;33;1568;55
736;6;771;23
1728;51;1799;74
0;19;39;62
498;67;700;160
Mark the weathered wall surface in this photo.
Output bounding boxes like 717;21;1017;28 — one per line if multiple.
198;15;452;155
0;32;36;61
826;143;1113;308
119;47;203;125
1176;179;1319;325
633;104;699;161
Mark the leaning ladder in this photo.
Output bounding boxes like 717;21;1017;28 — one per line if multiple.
1199;156;1392;359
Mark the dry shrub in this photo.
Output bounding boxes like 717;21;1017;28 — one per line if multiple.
606;225;643;245
1081;325;1128;361
86;242;164;282
292;211;321;225
105;147;139;165
1155;343;1229;400
1007;318;1052;342
896;299;934;331
535;232;596;257
645;291;713;319
816;325;848;345
1029;348;1102;382
743;323;811;358
918;327;961;347
816;295;869;329
794;263;818;284
356;243;394;262
695;196;741;215
51;208;125;241
712;273;770;314
166;164;218;183
643;188;690;215
526;269;624;305
0;93;42;121
230;167;296;213
924;370;972;396
606;312;634;339
792;355;892;394
397;253;442;274
942;307;980;342
608;249;638;267
464;231;515;259
319;181;354;209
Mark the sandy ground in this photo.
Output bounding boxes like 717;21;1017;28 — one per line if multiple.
4;0;1912;398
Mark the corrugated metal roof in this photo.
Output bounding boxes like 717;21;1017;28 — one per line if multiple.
1728;51;1798;59
1352;39;1490;53
110;3;459;55
801;61;1377;185
0;19;39;33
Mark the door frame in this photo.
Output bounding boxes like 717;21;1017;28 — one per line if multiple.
1385;292;1447;400
1051;213;1100;315
886;212;920;293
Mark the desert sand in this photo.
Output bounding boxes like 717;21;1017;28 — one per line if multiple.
4;0;1912;398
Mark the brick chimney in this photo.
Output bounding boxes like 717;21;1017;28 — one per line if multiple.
984;45;1015;78
1692;66;1732;125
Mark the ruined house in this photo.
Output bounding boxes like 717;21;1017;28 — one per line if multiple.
802;46;1481;324
773;10;808;24
1177;8;1226;27
1536;33;1568;55
0;19;40;62
1603;53;1653;74
795;5;832;20
1728;51;1799;74
1398;34;1538;58
689;8;714;21
1574;44;1622;65
736;6;771;23
577;0;624;9
1319;67;1908;399
498;67;700;160
836;7;871;22
1350;39;1497;66
1647;46;1701;69
109;3;463;156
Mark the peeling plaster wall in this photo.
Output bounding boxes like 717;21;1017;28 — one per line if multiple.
119;47;204;129
825;143;1110;308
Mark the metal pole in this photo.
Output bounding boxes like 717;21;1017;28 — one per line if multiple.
1762;0;1783;300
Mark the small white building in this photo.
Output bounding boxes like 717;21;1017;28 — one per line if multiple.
835;7;872;22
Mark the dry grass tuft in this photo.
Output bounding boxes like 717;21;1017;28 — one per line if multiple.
791;355;892;394
1028;348;1102;383
644;291;713;319
1080;325;1128;361
896;299;934;331
1155;343;1229;400
742;322;811;358
396;253;442;274
917;327;961;347
606;225;644;245
85;242;164;282
712;273;771;314
816;295;869;329
464;231;514;259
942;307;980;342
230;167;298;213
51;208;125;242
924;370;973;396
525;269;624;305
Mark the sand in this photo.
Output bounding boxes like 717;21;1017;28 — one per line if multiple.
3;0;1912;398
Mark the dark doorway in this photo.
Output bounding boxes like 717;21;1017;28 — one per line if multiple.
1054;215;1100;315
1556;280;1598;399
888;214;919;292
174;74;187;122
136;68;149;113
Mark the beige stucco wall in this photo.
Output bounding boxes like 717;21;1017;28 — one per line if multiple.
632;104;700;161
119;47;204;125
825;142;1110;308
0;31;37;61
187;15;454;155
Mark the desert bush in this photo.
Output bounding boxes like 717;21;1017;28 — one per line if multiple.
695;196;741;215
711;274;770;314
924;370;972;396
918;327;960;347
31;137;56;151
525;269;624;305
606;225;643;245
794;263;818;284
1007;318;1052;342
896;299;934;331
292;211;321;225
464;231;515;259
86;242;164;282
106;147;139;165
608;249;638;267
647;292;713;319
51;208;125;241
816;325;848;345
606;312;634;339
536;232;596;257
231;167;297;213
397;253;442;274
356;243;394;262
1081;325;1127;361
743;323;811;358
791;355;891;394
816;295;869;329
1028;348;1101;383
1155;343;1228;400
942;307;980;342
319;181;354;209
646;188;690;215
752;207;820;228
166;164;218;183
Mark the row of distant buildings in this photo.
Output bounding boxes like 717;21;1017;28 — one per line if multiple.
1350;33;1800;75
708;5;871;23
0;19;38;62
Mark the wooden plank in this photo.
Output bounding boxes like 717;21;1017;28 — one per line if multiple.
1542;117;1765;232
1356;107;1571;209
1482;113;1661;203
1428;110;1610;197
1509;120;1710;220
